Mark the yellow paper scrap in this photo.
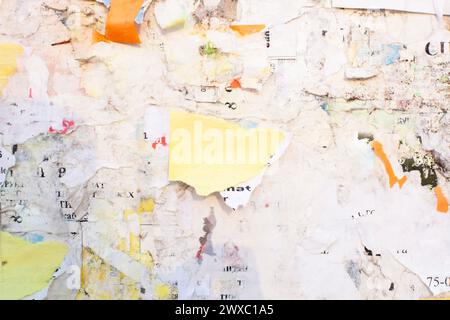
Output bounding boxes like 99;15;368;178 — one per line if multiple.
0;44;24;94
154;283;171;300
138;198;155;213
0;231;68;300
169;112;285;196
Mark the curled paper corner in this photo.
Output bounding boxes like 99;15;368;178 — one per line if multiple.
220;130;291;210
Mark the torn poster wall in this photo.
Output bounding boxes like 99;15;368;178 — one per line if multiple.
0;0;450;300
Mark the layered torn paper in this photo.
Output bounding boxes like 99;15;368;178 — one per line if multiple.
1;0;450;301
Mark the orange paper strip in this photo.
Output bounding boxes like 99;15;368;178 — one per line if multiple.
371;140;407;188
230;24;266;36
434;186;449;213
105;0;145;44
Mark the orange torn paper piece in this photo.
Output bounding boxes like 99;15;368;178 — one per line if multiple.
94;0;144;44
371;140;407;188
230;24;266;36
434;186;448;213
106;0;144;44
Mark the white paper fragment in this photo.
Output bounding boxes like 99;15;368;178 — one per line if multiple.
140;225;158;256
0;147;15;184
323;44;348;77
220;132;291;210
345;67;378;80
267;24;297;60
221;174;263;210
144;108;170;140
332;0;450;15
0;102;64;145
194;274;211;296
203;0;221;11
143;108;170;188
24;55;49;105
206;30;237;53
193;86;219;103
237;0;315;26
154;0;188;30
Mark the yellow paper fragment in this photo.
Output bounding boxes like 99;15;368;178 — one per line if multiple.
169;112;285;196
0;44;24;94
138;198;155;213
119;199;155;268
76;247;140;300
154;283;171;300
0;231;67;300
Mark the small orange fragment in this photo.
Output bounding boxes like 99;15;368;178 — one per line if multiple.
92;30;111;44
435;186;448;213
230;24;266;36
230;78;241;89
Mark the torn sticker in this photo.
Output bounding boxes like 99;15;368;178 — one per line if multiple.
168;111;286;196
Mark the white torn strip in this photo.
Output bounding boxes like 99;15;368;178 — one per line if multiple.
154;0;188;30
433;0;445;28
332;0;450;15
345;67;378;80
267;24;297;60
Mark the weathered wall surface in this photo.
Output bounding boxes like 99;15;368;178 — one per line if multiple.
0;0;449;299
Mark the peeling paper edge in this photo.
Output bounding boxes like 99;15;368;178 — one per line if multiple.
220;131;291;210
